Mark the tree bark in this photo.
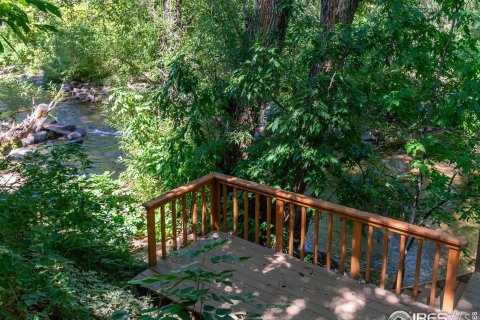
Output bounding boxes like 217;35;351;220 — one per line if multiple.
255;0;290;47
475;230;480;272
320;0;359;32
309;0;360;79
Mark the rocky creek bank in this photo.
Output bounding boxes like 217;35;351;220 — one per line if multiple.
21;116;87;147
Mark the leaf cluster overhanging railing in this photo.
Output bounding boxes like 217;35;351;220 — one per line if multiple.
143;173;468;313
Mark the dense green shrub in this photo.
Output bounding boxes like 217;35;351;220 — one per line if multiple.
0;145;149;319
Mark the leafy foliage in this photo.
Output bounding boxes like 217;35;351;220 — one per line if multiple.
0;145;149;319
105;0;480;232
0;0;61;53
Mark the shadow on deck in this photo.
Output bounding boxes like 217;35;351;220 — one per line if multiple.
137;172;473;318
135;231;440;320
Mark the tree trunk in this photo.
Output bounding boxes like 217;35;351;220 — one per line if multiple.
255;0;290;47
476;230;480;272
309;0;360;79
0;105;48;148
320;0;359;32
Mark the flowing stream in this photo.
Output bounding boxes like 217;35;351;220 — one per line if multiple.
51;102;123;175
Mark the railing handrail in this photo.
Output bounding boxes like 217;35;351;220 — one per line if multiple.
143;173;215;210
213;172;468;250
144;172;467;250
144;172;468;313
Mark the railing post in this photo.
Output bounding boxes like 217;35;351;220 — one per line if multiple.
160;205;167;259
210;178;220;230
146;206;157;267
443;248;460;313
350;222;363;280
275;200;284;252
396;234;406;295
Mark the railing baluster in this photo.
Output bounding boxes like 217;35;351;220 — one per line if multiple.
340;218;347;274
209;179;219;231
350;221;362;280
429;243;441;307
201;185;206;236
172;200;177;250
300;207;306;260
233;188;238;235
381;229;389;289
160;204;166;259
365;225;374;283
182;195;187;247
255;193;260;244
289;204;294;256
266;197;272;248
192;190;197;241
443;248;460;313
275;199;284;252
314;209;319;265
143;173;467;310
147;207;157;267
327;214;333;271
222;184;228;232
396;234;406;294
244;191;249;240
413;239;423;301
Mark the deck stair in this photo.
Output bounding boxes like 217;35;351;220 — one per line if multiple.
401;273;472;309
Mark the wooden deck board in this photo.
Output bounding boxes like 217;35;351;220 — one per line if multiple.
455;272;480;316
135;232;440;320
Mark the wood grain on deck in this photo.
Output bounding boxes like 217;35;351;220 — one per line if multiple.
135;231;440;320
455;272;480;316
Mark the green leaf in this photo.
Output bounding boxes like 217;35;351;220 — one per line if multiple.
110;310;129;320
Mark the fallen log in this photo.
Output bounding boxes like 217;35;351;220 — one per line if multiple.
0;87;63;151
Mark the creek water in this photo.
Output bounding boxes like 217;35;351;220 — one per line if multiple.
51;102;123;176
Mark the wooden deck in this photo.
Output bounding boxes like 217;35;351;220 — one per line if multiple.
455;272;480;316
135;231;440;320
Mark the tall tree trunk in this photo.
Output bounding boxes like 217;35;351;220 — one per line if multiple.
475;230;480;272
296;0;360;257
309;0;360;79
255;0;290;47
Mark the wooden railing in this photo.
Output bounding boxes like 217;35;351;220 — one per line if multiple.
143;173;468;313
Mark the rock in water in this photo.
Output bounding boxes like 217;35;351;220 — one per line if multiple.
45;124;76;136
86;94;95;102
33;131;48;144
67;131;82;140
21;131;48;146
41;117;57;128
73;128;87;137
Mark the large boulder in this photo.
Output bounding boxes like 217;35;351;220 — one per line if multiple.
74;128;87;137
67;131;82;140
36;117;57;131
45;124;76;136
85;94;95;102
21;131;49;146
